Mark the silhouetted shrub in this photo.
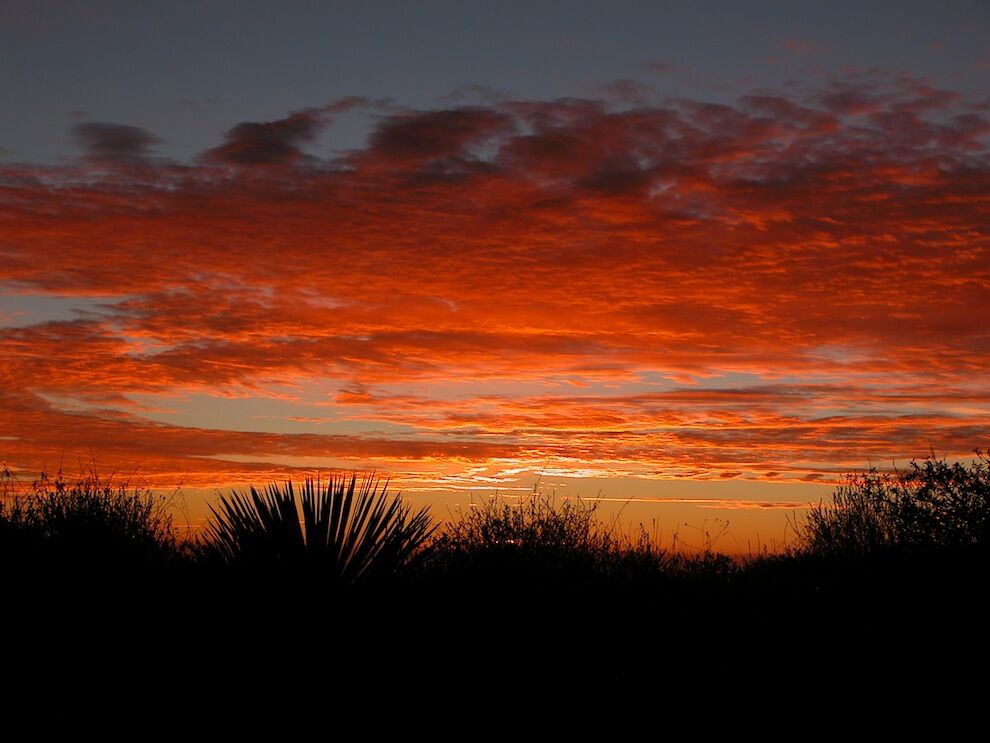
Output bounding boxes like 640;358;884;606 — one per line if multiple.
417;492;723;592
0;470;177;569
198;472;435;584
799;452;990;556
424;493;617;580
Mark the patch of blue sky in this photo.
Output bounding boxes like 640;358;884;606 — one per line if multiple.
122;390;421;437
0;292;112;328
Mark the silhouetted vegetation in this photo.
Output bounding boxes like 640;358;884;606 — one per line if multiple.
418;491;736;596
0;470;177;571
422;492;624;583
2;453;987;637
798;452;990;556
198;473;435;584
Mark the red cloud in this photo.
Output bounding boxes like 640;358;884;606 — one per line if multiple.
1;73;988;499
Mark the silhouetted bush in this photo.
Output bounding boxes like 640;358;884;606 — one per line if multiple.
0;470;178;570
418;492;736;595
198;473;435;584
799;452;990;556
423;493;620;583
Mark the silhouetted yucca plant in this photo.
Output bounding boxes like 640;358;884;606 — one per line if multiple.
201;473;435;583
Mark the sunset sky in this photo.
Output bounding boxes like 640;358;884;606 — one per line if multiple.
2;2;988;550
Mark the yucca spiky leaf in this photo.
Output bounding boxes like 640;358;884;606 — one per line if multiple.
201;472;435;582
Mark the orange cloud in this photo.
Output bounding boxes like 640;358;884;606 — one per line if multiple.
1;72;988;500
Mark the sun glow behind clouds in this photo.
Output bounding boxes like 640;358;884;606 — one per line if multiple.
1;72;988;544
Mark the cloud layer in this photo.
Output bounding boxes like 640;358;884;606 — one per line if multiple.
1;74;988;502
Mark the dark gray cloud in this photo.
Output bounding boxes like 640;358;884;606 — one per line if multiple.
368;107;514;162
72;122;161;163
200;108;324;165
200;98;367;166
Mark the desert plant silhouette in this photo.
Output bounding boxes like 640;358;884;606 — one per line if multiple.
425;491;620;579
0;470;177;570
200;472;435;583
423;490;706;587
799;451;990;556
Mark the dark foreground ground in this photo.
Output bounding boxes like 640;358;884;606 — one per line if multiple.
6;549;986;699
5;458;987;702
